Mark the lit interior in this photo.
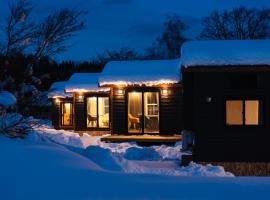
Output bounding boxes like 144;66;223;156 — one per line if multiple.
226;100;243;125
61;102;72;126
87;97;109;128
128;92;159;133
226;100;260;125
245;100;259;125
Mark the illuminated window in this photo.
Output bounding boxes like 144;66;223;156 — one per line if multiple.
128;91;159;134
61;102;73;126
87;97;109;128
226;99;262;126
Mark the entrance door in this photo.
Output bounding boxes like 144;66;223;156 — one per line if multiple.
86;97;110;128
61;102;73;126
128;91;159;134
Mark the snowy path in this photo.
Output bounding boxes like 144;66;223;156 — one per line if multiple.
1;135;270;200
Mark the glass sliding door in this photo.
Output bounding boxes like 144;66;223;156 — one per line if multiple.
128;92;142;133
128;91;159;134
98;97;110;128
87;96;110;128
144;92;159;133
87;97;98;128
61;102;73;126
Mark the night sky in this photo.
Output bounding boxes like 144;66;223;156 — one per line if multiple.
1;0;270;61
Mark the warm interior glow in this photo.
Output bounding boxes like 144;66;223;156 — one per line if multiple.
245;100;259;125
226;100;261;125
61;102;72;126
226;100;243;125
128;92;159;134
87;97;109;128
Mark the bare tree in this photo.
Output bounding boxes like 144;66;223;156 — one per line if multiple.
200;6;270;40
32;8;85;61
1;0;35;57
98;47;140;62
145;14;188;59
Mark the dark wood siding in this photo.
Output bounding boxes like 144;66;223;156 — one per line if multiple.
51;99;60;129
182;67;270;162
111;88;127;134
74;94;86;131
160;86;183;134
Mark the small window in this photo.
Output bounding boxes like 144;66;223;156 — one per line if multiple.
226;99;262;126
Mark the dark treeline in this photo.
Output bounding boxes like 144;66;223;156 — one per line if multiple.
1;1;270;113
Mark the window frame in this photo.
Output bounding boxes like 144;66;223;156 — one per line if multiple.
60;101;73;127
85;95;110;130
126;88;160;135
225;97;264;128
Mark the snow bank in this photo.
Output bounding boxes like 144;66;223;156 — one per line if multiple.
99;59;181;86
31;119;233;177
182;40;270;67
0;91;16;108
2;134;270;200
65;73;110;93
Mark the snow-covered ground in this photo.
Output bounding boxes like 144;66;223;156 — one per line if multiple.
1;117;270;200
30;118;232;177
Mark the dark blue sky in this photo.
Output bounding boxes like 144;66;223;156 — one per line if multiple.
1;0;270;61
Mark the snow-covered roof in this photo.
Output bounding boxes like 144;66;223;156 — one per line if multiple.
99;59;181;86
48;81;72;99
65;73;110;93
0;91;16;108
182;40;270;67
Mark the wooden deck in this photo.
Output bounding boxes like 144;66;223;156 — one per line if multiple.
101;134;181;143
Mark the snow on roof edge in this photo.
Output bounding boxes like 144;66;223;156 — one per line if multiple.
181;40;270;68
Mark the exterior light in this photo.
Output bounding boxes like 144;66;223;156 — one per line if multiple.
162;88;169;95
117;89;124;95
206;96;212;103
55;98;60;103
78;94;83;99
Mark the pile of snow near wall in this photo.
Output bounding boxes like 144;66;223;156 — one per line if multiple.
99;59;181;86
182;40;270;67
0;91;16;108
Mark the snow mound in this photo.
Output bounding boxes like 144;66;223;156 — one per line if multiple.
30;119;234;177
124;147;162;161
84;146;122;171
0;91;16;108
179;162;234;177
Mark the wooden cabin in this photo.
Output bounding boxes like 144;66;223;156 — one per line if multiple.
99;60;183;136
181;40;270;162
48;59;183;140
48;73;111;133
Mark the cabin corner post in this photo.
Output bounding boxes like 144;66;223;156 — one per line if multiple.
74;93;86;131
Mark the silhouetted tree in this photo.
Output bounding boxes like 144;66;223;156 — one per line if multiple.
200;6;270;40
97;47;141;61
146;14;188;59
